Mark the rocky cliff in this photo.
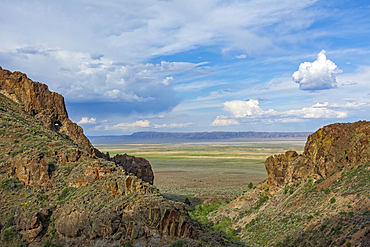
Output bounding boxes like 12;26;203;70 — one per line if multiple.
0;66;94;155
265;121;370;193
208;121;370;247
0;68;215;246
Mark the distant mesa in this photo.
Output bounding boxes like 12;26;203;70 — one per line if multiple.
90;131;311;144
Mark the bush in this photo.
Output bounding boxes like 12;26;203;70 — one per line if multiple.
330;197;336;204
184;197;191;205
248;182;253;189
5;216;14;228
57;187;76;201
170;239;188;247
1;226;16;242
0;177;23;191
37;193;49;202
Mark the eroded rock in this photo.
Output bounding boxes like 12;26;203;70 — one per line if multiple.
114;154;154;185
265;121;370;192
0;67;94;155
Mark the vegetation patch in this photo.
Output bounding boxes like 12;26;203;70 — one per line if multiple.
0;177;23;191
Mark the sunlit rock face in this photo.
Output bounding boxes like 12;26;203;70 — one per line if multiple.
0;66;94;155
265;120;370;193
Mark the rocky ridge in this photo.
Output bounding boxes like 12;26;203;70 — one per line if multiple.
0;67;242;246
207;121;370;246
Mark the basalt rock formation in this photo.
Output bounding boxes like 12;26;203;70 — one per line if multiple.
0;67;199;246
265;121;370;193
114;153;154;185
0;66;94;155
209;121;370;247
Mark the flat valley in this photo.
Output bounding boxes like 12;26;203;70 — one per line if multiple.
95;140;306;198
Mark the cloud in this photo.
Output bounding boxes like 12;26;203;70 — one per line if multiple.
154;122;193;128
77;117;96;124
292;50;342;91
220;99;347;121
162;76;174;86
223;99;277;118
236;54;246;59
211;116;239;126
340;81;357;86
104;120;151;130
285;104;347;118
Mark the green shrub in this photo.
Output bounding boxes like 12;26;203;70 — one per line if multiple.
248;182;253;189
323;188;331;194
1;226;17;242
320;224;327;232
330;197;336;204
0;177;23;191
37;193;49;202
57;187;77;202
124;242;133;247
189;201;222;225
5;215;14;228
255;195;269;209
170;239;188;247
184;197;191;205
43;240;53;247
315;178;324;184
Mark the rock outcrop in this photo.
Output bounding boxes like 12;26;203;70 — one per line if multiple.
114;154;154;185
0;66;94;155
265;121;370;192
0;67;200;246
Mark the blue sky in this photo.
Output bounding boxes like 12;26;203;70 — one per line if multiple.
1;0;370;135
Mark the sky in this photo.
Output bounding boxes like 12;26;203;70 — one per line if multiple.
1;0;370;136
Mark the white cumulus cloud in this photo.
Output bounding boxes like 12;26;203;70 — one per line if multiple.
292;50;342;91
105;120;151;130
162;76;174;86
285;103;347;118
77;117;96;124
211;116;239;126
223;99;277;118
217;99;347;123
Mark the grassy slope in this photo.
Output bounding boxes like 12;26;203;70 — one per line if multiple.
208;162;370;247
0;93;247;247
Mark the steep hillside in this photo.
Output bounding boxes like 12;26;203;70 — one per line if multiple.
208;121;370;246
0;67;244;247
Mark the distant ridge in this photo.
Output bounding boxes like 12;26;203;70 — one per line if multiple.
89;131;312;144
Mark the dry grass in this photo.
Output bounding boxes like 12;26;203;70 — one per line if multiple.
96;140;305;198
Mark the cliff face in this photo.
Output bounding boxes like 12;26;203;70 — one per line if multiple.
265;121;370;192
0;66;94;155
0;68;198;246
209;121;370;246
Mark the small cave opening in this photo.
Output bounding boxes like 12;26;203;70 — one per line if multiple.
53;120;62;131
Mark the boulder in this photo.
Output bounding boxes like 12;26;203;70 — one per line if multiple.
114;154;154;185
